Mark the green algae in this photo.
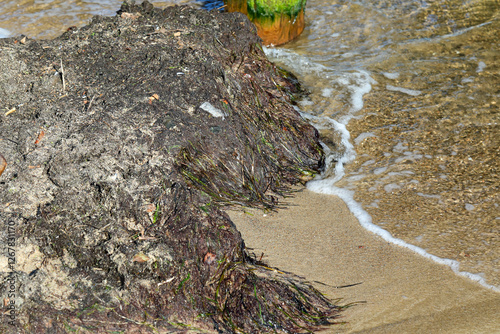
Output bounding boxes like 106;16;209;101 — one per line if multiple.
247;0;306;21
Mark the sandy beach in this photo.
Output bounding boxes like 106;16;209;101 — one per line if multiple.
228;188;500;333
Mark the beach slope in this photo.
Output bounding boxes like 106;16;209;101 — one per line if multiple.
229;189;500;333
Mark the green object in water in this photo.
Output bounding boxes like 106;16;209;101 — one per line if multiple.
247;0;307;20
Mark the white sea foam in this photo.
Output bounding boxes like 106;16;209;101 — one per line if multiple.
308;117;357;181
371;168;386;177
346;174;366;182
0;27;11;38
337;71;376;120
476;61;486;73
386;84;422;96
384;183;401;192
263;47;329;75
393;142;408;152
354;132;376;145
382;72;400;79
417;192;443;204
322;87;334;97
298;99;314;107
394;151;423;163
264;46;376;125
301;113;356;170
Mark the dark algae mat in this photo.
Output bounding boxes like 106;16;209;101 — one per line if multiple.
0;2;345;333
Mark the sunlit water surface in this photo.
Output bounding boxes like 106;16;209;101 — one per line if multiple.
1;0;498;289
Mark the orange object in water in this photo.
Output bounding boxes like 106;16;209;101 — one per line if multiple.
225;0;306;46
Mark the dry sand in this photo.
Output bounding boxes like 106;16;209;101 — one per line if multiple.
228;188;500;333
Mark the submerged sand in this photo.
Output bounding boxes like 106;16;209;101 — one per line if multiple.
228;189;500;333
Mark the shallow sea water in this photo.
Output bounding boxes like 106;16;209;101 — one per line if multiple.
265;0;500;290
0;0;498;289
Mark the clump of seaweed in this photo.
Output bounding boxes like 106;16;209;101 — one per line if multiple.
0;2;342;333
208;260;341;333
176;48;324;209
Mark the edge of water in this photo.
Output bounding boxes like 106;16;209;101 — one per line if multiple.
263;46;500;293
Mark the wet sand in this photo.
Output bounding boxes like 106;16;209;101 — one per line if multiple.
228;189;500;333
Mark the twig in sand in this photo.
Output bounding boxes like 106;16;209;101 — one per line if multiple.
4;107;16;116
313;280;364;289
60;59;65;91
0;153;7;177
86;95;96;112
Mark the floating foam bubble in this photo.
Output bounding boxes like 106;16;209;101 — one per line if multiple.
321;87;334;97
465;203;475;211
476;61;486;73
354;132;376;145
417;192;443;204
395;152;423;163
382;72;400;79
393;142;408;152
384;171;413;178
346;174;366;182
386;84;422;96
337;71;377;120
384;183;401;192
417;192;441;199
373;167;387;175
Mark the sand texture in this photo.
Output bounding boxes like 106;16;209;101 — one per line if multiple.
228;189;500;333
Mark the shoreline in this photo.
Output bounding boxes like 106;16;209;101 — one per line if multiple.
228;188;500;333
306;179;500;293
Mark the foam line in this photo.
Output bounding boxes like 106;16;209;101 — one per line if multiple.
337;71;376;124
267;46;499;291
300;113;356;182
307;178;500;292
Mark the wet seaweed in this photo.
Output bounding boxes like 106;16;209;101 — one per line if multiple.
0;2;342;333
